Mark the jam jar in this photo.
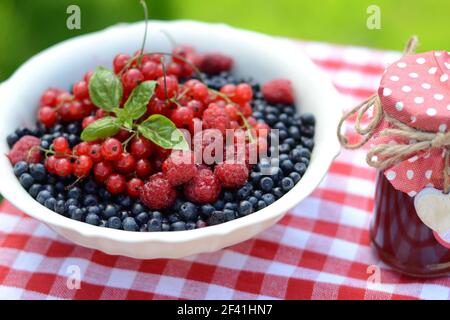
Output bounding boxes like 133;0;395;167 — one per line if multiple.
371;171;450;277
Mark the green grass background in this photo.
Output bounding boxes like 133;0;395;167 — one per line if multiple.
0;0;448;202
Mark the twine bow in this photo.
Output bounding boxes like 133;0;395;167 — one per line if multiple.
337;36;450;194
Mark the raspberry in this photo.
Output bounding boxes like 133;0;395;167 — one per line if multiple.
262;79;294;105
162;150;197;186
140;173;177;209
202;103;230;135
197;53;233;75
7;135;42;165
214;163;249;188
184;169;221;204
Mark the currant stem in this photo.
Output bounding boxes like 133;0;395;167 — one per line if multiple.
238;111;256;144
138;0;150;67
160;57;169;103
122;131;138;152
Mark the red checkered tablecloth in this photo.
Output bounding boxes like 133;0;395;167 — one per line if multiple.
1;41;450;300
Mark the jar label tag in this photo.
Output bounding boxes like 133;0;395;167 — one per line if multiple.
414;187;450;233
434;230;450;249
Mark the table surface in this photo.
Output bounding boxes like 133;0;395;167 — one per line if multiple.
1;41;450;300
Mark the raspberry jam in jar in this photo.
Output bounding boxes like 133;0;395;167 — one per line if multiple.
371;172;450;277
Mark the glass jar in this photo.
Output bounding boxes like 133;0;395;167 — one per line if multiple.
371;172;450;277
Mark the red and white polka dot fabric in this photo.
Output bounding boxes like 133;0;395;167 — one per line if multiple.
374;51;450;196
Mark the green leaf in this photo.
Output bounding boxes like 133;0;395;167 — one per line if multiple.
88;67;123;111
138;115;190;151
124;81;156;120
80;117;122;142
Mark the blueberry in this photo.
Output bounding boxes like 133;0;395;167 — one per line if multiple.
85;214;100;226
103;204;118;219
29;163;46;182
179;202;198;221
43;184;55;195
67;187;82;200
281;177;295;192
262;194;276;205
224;202;238;211
301;137;314;150
288;126;301;140
29;184;43;198
280;160;294;174
152;211;162;221
300;113;315;126
223;191;235;202
257;200;267;210
66;123;79;134
248;196;258;206
185;222;196;230
44;197;57;210
207;211;227;226
250;172;262;185
284;138;296;148
294;162;307;175
65;198;79;208
170;221;186;231
40;140;51;150
119;210;130;220
68;134;79;147
67;205;78;217
273;187;284;199
83;179;97;194
87;205;101;215
289;172;301;184
279;143;291;154
238;201;253;216
13;161;28;177
300;157;310;166
148;218;162;232
116;195;132;208
71;208;85;221
131;203;145;216
98;188;112;201
55;182;65;193
162;223;170;232
223;209;236;221
279;154;289;162
19;173;34;189
213;200;225;210
135;212;149;226
36;190;51;204
253;190;263;199
278;130;288;141
168;214;180;224
107;216;122;229
83;195;98;207
237;183;253;200
54;200;66;215
201;204;215;219
123;217;139;231
7;133;19;148
260;177;274;192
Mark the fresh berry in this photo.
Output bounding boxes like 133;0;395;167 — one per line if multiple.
82;115;97;129
54;158;72;177
73;142;91;156
73;81;89;100
53;137;70;154
135;159;152;178
122;68;144;93
114;153;136;174
101;138;123;161
155;75;179;100
106;173;127;194
40;88;60;107
130;137;154;159
73;155;93;177
141;61;159;80
262;79;294;105
7;135;42;165
202;103;230;135
214;163;249;188
234;83;253;103
93;161;113;182
184;169;221;204
113;53;131;74
162;150;197;186
197;53;233;75
38;106;57;128
127;178;144;198
140;173;177;209
170;106;194;128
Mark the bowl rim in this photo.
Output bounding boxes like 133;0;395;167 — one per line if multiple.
0;20;342;246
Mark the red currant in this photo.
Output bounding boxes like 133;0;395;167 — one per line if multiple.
55;92;72;105
53;137;70;154
82;116;97;129
88;143;103;162
186;100;205;118
101;138;123;161
140;61;159;80
170;106;194;128
114;128;131;142
106;174;126;194
58;103;72;122
73;155;93;177
148;97;170;116
191;83;209;101
73;142;91;156
114;153;136;174
113;53;131;74
135;159;152;178
84;70;94;84
234;83;253;103
38;106;57;128
126;178;144;198
69;100;86;120
167;62;182;77
130;137;154;159
155;75;179;100
220;84;236;97
54;158;72;177
93;161;113;182
122;68;144;93
40;88;60;107
73;81;89;100
172;45;195;64
241;103;253;117
255;122;270;138
95;109;109;119
44;155;57;174
224;104;240;121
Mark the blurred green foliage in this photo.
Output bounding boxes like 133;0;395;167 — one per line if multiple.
0;0;448;82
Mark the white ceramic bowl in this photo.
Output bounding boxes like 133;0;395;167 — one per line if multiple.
0;21;341;259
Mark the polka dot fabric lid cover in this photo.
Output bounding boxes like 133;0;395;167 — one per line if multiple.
374;50;450;196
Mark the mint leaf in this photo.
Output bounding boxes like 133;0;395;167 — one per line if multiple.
138;115;189;151
80;116;122;141
89;67;123;111
124;81;156;120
